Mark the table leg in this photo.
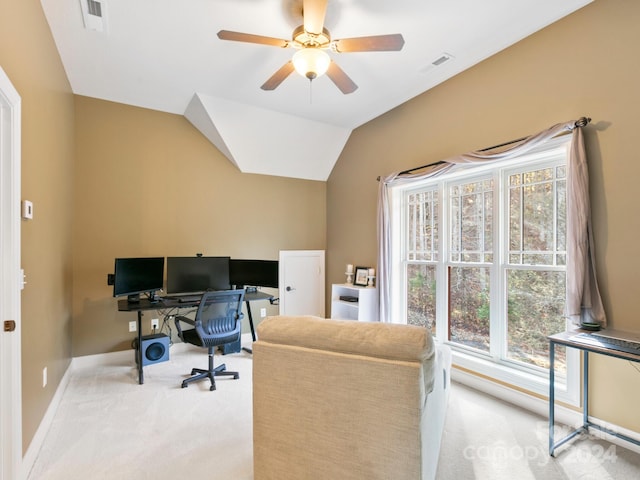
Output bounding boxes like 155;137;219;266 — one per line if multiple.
583;351;589;428
242;300;256;354
549;340;555;456
137;311;144;384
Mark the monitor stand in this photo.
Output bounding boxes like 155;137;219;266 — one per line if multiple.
127;293;141;303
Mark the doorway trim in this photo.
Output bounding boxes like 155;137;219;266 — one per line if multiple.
0;65;23;480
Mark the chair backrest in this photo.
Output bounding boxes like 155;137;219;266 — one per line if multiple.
194;289;245;348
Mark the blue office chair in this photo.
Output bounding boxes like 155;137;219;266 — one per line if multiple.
174;289;245;391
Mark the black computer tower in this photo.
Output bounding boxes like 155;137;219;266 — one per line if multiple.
220;337;241;355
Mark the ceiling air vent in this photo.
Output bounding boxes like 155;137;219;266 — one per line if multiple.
419;52;454;74
432;53;453;66
87;0;102;17
80;0;108;32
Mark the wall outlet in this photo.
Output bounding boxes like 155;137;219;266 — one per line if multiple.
151;318;159;329
42;367;47;388
129;321;136;332
260;308;267;318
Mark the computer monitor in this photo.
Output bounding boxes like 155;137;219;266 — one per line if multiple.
112;257;165;303
166;256;231;294
229;259;279;289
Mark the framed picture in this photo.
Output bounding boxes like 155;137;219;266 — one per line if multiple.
354;266;369;286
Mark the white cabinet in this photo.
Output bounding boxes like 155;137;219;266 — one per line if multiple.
330;284;379;322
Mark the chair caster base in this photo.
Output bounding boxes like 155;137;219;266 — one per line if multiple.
180;354;238;391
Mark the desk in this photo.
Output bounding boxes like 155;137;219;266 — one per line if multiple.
548;331;640;456
241;291;274;354
118;297;197;385
118;291;275;383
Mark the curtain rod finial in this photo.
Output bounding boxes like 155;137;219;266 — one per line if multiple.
576;117;591;127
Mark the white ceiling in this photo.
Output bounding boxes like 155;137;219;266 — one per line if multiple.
41;0;592;180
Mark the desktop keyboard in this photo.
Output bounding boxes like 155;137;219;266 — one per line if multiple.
571;332;640;356
163;294;202;303
178;295;201;303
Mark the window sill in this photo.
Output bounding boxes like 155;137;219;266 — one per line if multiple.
448;344;580;407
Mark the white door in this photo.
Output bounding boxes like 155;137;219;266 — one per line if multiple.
279;250;325;317
0;66;23;480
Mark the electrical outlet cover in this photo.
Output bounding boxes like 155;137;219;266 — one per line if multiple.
22;200;34;219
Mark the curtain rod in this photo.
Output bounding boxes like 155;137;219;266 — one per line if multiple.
378;116;591;180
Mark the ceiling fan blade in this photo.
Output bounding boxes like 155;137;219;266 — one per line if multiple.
326;61;358;94
303;0;328;35
217;30;289;48
333;33;405;53
261;62;295;91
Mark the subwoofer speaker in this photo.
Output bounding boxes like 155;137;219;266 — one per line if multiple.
134;334;170;366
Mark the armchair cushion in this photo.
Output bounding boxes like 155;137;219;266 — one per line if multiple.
256;315;437;394
256;315;434;361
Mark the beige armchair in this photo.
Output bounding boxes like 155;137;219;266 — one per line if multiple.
252;315;451;480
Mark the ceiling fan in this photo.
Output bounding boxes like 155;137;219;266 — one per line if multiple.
217;0;404;94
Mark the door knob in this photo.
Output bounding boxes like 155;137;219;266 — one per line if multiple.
286;286;296;292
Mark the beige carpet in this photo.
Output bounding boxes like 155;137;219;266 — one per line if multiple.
27;343;255;480
438;382;640;479
27;341;640;479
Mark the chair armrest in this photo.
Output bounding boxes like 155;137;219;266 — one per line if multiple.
174;315;195;339
175;316;195;326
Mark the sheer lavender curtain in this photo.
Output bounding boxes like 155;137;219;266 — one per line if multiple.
377;118;606;327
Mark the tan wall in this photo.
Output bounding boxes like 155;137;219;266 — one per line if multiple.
328;0;640;431
0;0;75;452
2;0;325;452
72;96;326;357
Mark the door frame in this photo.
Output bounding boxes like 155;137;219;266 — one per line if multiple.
0;65;23;480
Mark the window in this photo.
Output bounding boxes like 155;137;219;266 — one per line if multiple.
392;137;578;402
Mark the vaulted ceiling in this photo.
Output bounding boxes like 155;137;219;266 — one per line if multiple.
41;0;592;180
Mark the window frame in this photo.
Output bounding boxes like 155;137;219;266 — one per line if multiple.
389;136;579;405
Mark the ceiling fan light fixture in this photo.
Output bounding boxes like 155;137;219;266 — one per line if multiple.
293;48;330;80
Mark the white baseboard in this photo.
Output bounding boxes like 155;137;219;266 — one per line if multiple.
70;333;254;369
22;362;73;479
452;367;640;455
